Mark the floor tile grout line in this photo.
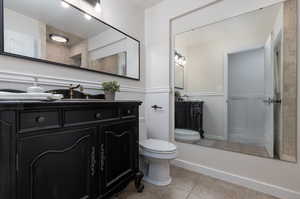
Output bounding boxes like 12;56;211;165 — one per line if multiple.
185;180;198;199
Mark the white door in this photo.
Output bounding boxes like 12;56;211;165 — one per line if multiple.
227;48;266;145
264;35;274;158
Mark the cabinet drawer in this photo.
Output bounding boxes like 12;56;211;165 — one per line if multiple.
120;106;137;118
193;107;203;114
19;111;60;133
192;102;203;108
64;108;118;125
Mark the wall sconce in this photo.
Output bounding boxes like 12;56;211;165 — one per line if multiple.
83;0;102;12
175;51;187;66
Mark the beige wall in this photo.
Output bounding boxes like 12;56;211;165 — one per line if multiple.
46;42;75;66
280;0;297;162
185;42;224;93
70;41;89;68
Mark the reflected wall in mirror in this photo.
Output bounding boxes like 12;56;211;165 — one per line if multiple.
174;0;297;162
175;64;184;89
1;0;140;80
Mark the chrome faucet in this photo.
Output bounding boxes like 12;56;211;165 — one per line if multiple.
182;94;189;101
68;84;81;99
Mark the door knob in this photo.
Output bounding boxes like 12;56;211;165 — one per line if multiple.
263;98;272;104
95;113;102;119
263;98;282;104
36;116;45;123
151;105;163;110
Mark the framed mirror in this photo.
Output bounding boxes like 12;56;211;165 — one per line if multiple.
0;0;140;80
173;0;297;162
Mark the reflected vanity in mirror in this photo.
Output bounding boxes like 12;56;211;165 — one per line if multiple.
0;0;140;80
174;0;297;162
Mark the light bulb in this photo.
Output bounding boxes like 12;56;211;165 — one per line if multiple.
95;2;102;12
84;13;92;20
50;34;69;43
179;59;183;65
61;1;70;8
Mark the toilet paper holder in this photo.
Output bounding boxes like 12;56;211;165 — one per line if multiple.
151;105;163;110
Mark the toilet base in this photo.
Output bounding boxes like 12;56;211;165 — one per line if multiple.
143;176;172;186
142;157;173;186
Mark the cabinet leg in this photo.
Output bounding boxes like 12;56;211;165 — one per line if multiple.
200;130;205;139
134;171;144;193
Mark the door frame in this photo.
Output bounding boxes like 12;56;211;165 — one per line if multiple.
272;30;283;158
223;45;265;141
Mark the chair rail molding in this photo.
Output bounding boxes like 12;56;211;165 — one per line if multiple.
185;92;224;97
0;71;145;93
145;87;171;94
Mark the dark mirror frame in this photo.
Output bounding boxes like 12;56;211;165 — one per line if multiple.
0;0;141;81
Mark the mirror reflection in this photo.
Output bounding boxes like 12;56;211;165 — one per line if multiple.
174;2;297;162
3;0;140;79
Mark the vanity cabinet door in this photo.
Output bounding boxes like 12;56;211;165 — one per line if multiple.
99;121;137;195
17;128;97;199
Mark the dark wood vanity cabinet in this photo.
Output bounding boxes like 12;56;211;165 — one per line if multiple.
0;101;144;199
175;101;205;138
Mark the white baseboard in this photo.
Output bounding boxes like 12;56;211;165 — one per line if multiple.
229;132;265;147
205;134;226;140
172;159;300;199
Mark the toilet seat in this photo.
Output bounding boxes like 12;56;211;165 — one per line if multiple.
140;139;177;154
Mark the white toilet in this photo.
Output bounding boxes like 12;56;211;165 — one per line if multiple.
175;128;201;144
139;139;177;186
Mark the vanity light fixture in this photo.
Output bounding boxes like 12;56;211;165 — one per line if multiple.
180;55;186;65
83;0;102;12
49;34;69;43
61;1;70;8
84;13;92;20
175;51;187;66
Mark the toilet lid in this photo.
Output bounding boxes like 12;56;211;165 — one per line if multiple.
140;139;177;153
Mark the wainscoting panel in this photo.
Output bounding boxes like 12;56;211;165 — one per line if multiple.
228;94;266;146
0;71;145;93
187;93;226;140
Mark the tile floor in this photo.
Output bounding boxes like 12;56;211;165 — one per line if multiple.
196;139;270;158
116;166;280;199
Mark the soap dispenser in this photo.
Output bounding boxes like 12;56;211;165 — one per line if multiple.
27;77;45;93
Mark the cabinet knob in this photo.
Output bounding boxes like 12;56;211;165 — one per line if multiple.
36;116;45;123
95;113;102;119
127;110;131;114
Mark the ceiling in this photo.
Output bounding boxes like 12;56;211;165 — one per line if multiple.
4;0;110;39
128;0;164;9
176;3;282;49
